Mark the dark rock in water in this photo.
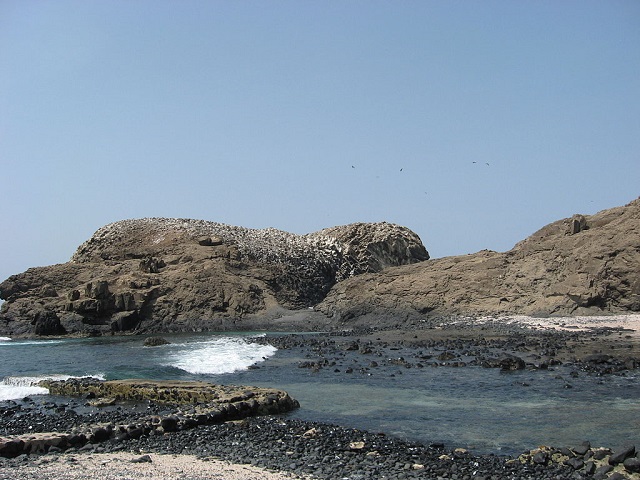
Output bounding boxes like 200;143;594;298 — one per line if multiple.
481;354;525;371
437;351;457;361
143;336;170;347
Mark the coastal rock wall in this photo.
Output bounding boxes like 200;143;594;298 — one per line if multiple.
317;198;640;323
0;219;428;336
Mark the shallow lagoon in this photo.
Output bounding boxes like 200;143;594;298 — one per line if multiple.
1;331;638;455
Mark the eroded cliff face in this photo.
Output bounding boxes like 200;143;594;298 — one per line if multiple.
317;198;640;324
0;219;428;336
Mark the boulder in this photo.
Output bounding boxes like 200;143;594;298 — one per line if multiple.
198;236;223;246
624;457;640;473
143;336;170;347
90;427;111;443
481;355;525;371
571;441;591;456
38;378;300;415
565;457;584;470
160;416;179;432
0;438;24;458
609;445;636;465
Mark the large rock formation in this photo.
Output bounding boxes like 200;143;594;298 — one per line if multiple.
317;198;640;324
0;219;428;336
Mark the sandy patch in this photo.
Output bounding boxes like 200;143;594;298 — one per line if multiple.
1;453;307;480
480;314;640;337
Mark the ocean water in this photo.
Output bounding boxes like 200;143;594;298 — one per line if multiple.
1;332;638;455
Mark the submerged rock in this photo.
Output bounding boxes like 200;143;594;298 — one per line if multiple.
38;378;299;416
143;336;170;347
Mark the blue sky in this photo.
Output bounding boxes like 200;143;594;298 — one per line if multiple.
1;1;639;285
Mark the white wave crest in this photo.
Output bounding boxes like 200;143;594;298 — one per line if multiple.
0;374;106;401
0;339;65;347
164;337;276;375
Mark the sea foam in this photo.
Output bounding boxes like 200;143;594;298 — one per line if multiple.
0;374;106;401
0;339;65;347
164;337;277;375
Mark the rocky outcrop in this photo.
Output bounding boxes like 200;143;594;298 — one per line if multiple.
317;198;640;323
39;378;299;415
0;219;428;336
2;199;638;336
0;378;299;458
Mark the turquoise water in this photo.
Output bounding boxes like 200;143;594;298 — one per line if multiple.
1;333;639;455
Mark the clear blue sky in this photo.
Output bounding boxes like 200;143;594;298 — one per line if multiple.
1;1;639;286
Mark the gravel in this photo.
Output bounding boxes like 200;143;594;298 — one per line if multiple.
1;407;579;480
0;451;307;480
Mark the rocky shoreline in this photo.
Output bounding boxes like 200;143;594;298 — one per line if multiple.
2;320;640;479
1;401;638;479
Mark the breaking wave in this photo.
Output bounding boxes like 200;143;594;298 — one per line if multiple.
163;337;277;375
0;374;105;401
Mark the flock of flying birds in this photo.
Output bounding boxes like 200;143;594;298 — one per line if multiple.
350;161;491;196
350;161;490;172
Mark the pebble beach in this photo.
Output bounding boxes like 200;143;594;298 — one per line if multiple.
2;316;640;479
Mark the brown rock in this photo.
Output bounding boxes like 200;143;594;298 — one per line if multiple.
318;198;640;322
0;220;427;336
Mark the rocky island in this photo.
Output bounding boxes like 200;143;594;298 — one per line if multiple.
0;220;428;336
1;198;639;337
